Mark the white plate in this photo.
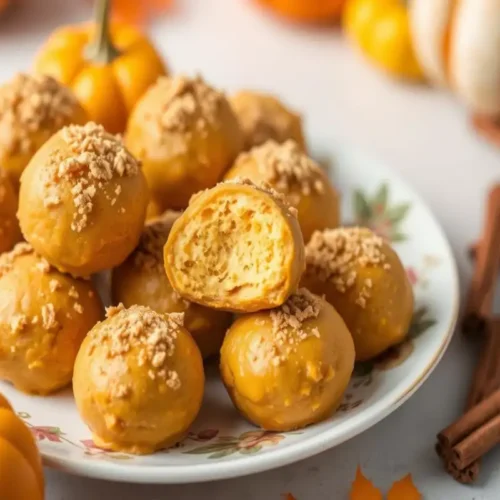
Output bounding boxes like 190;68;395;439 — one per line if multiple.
1;144;459;484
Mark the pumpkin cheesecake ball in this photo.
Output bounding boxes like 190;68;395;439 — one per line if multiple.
230;91;306;150
0;168;21;253
225;140;339;241
220;289;354;431
0;243;102;395
18;122;149;277
126;75;244;211
73;305;204;454
164;179;305;313
302;227;414;361
112;211;232;359
0;73;87;190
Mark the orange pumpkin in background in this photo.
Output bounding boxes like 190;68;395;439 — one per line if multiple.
0;394;44;500
34;0;166;134
111;0;173;25
255;0;347;23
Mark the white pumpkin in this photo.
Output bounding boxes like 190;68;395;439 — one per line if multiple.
410;0;500;116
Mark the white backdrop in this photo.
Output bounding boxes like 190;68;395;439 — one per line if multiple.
1;0;499;498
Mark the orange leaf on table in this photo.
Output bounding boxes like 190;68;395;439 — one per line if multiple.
350;466;383;500
387;474;421;500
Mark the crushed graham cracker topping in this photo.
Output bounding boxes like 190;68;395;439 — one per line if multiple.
41;303;59;331
132;211;180;271
221;177;298;218
305;227;390;308
242;140;324;197
0;73;80;156
0;242;34;278
35;257;51;273
231;92;300;148
268;288;321;365
10;314;28;334
94;305;184;390
145;75;224;135
44;122;140;232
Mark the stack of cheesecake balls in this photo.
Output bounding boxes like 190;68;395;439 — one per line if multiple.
0;72;413;454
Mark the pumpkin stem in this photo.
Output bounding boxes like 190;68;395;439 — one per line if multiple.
85;0;120;64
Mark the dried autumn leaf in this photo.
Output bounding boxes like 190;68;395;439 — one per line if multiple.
387;474;421;500
349;466;383;500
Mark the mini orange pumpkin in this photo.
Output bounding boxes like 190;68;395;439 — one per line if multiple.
34;0;166;134
255;0;346;22
0;394;44;500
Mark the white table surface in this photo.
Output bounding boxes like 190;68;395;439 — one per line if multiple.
1;0;499;498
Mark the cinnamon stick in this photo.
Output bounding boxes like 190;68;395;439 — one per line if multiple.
437;319;500;482
463;185;500;335
451;412;500;470
439;382;500;450
473;114;500;148
466;319;500;408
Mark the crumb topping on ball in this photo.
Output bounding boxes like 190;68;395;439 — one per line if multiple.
92;305;185;391
41;303;59;331
146;75;224;135
0;73;80;155
0;243;88;326
305;227;391;308
243;140;324;196
232;93;299;147
0;242;34;277
220;177;298;218
268;288;321;365
133;213;178;271
44;122;141;232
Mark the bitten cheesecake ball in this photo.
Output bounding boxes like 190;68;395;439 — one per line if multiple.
126;75;244;211
18;122;149;277
73;305;204;454
224;140;339;241
0;168;21;253
229;91;306;150
302;227;414;361
112;211;232;359
220;289;354;431
0;243;102;395
164;179;305;313
0;73;87;190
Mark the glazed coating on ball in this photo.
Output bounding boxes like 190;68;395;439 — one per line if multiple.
164;178;305;313
125;75;244;211
73;305;204;454
18;122;149;277
224;140;339;241
0;243;102;395
302;227;414;361
112;211;232;359
229;90;306;150
0;168;21;254
0;73;87;190
220;289;355;431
